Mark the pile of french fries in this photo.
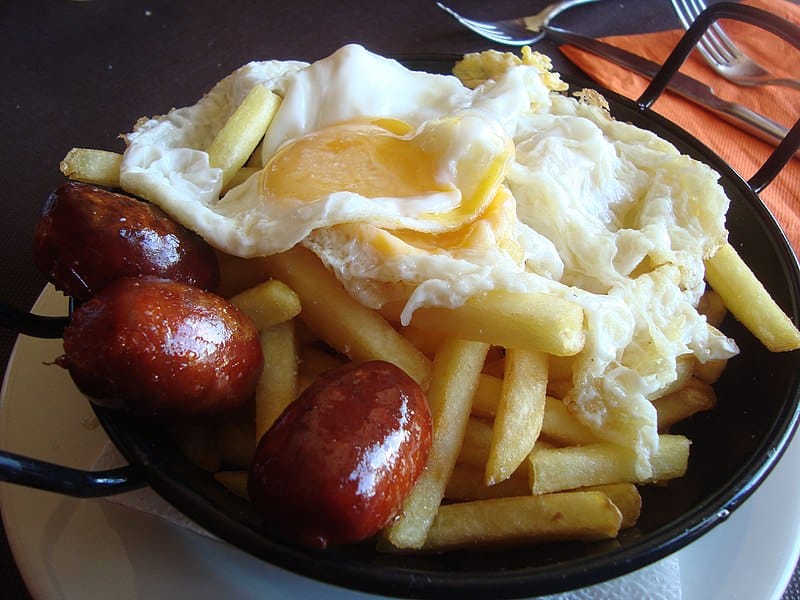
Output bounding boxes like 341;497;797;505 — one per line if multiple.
59;74;800;553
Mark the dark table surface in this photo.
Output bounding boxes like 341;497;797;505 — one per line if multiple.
0;0;798;598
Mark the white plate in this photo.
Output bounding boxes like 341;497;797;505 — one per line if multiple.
1;287;798;600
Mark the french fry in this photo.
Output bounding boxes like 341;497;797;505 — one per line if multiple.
399;325;446;358
470;373;503;418
445;463;530;501
384;289;585;357
529;434;690;495
458;416;558;471
254;320;298;440
486;349;548;485
206;84;281;191
692;357;728;384
229;279;301;330
296;344;348;391
229;277;301;441
382;338;489;549
298;345;347;380
646;355;694;401
260;246;431;388
704;243;800;352
582;483;641;529
471;376;598;448
540;397;598;446
59;147;122;187
650;435;691;481
457;416;494;469
653;378;716;431
420;492;622;551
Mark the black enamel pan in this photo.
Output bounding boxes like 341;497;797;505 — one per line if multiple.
1;3;799;598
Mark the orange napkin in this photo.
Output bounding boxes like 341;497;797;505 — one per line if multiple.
560;0;800;255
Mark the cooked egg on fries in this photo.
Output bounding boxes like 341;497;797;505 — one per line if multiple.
109;43;745;479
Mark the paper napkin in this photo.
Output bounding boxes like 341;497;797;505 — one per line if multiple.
560;0;800;255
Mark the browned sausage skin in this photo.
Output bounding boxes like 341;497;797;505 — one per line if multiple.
34;182;220;300
58;276;263;419
248;360;432;549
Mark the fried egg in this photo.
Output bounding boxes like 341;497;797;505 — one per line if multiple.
119;43;552;324
120;45;524;257
118;44;740;476
210;112;515;257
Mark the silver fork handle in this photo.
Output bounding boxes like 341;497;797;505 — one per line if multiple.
524;0;600;32
741;77;800;92
644;2;800;190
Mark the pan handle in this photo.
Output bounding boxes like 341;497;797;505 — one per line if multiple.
0;449;145;497
1;301;148;497
637;2;800;194
0;302;68;339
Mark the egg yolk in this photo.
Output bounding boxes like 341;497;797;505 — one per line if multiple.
261;119;449;203
350;185;524;264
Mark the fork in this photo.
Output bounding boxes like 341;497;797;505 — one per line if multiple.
436;0;600;46
670;0;800;90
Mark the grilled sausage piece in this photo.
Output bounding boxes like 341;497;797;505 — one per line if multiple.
34;181;219;300
248;360;432;549
59;276;262;419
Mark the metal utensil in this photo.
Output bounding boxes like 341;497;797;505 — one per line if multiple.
548;26;794;153
438;1;795;154
436;0;599;46
670;0;800;90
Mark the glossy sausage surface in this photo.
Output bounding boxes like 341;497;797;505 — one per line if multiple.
59;276;262;419
248;360;432;549
34;182;219;300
